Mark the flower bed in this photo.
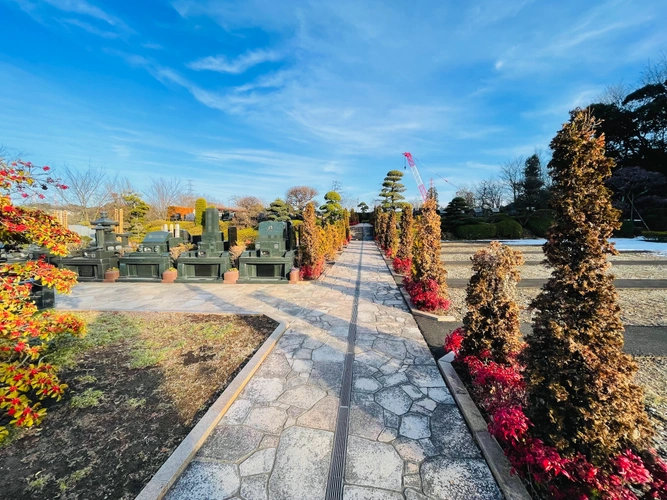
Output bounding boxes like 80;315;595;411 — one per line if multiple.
0;311;277;500
445;328;667;499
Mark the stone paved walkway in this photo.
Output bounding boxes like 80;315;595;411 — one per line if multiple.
56;236;501;500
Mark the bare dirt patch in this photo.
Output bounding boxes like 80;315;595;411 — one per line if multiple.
0;311;277;500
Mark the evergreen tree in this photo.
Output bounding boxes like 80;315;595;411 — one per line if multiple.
299;202;322;275
412;198;448;293
427;185;439;209
319;191;343;224
385;210;398;256
195;197;207;226
267;198;290;221
441;197;472;233
122;192;150;237
379;170;406;211
523;109;653;464
357;201;369;213
517;154;545;212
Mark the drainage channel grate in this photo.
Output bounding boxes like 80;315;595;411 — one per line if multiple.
325;239;364;500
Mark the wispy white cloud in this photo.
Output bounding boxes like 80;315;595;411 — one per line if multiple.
43;0;120;26
188;49;282;74
61;18;118;38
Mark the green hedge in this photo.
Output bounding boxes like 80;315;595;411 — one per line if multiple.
614;221;635;238
456;223;497;240
642;231;667;242
526;216;553;238
494;218;523;239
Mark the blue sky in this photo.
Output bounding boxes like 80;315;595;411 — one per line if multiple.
1;0;666;207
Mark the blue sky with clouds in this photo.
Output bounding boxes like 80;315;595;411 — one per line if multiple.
1;0;666;207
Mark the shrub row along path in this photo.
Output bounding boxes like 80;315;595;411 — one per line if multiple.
56;231;501;500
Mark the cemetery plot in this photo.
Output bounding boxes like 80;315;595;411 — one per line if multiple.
0;311;277;500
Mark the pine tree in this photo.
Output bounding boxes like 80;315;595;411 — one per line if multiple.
267;198;290;221
195;197;207;226
522;109;653;464
379;170;406;211
458;242;524;365
516;154;545;212
441;197;472;233
320;191;343;224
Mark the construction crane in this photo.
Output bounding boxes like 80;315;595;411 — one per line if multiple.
403;152;428;203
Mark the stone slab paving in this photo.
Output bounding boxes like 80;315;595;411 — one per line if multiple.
56;237;501;499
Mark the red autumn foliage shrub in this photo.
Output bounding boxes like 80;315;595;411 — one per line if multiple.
403;276;450;312
299;258;325;280
392;257;412;275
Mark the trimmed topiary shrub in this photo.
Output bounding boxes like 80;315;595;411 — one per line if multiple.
525;214;553;237
385;210;398;257
298;202;323;279
523;109;653;465
494;218;523;239
394;204;414;274
195;197;207;227
458;241;525;366
456;223;497;240
643;231;667;242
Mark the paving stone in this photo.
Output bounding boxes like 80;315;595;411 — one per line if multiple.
349;400;385;440
375;386;413;415
291;359;313;373
413;398;437;412
259;435;279;449
379;372;409;387
405;489;429;500
309;361;344;393
378;427;398;443
343;485;404;500
392;437;438;462
346;436;403;491
384;410;400;428
297;395;339;431
278;384;326;409
255;353;291;378
379;359;402;375
400;413;431;439
354;377;381;392
421;457;502;500
286;376;308;389
401;384;423;399
372;338;407;359
405;462;420;474
312;344;345;363
405;365;446;388
268;426;333;500
244;406;287;434
355;350;390;369
198;425;264;462
294;348;312;359
242;377;286;402
428;387;455;404
239;448;276;476
223;398;253;425
166;461;240;499
404;474;422;489
430;404;481;458
240;474;268;500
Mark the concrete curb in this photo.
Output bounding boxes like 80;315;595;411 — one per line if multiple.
135;315;288;500
377;248;456;322
436;357;532;500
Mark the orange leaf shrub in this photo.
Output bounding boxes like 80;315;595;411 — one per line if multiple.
1;159;86;442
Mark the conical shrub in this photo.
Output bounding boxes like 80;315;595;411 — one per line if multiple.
522;109;653;464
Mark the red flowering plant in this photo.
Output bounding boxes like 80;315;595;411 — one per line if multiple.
0;158;85;443
392;256;412;275
403;276;450;312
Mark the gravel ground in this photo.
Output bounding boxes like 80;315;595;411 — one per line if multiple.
635;357;667;459
442;251;667;262
446;264;667;280
445;287;667;326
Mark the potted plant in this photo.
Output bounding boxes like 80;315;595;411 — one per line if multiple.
289;266;300;284
224;267;239;284
162;267;178;284
104;266;119;283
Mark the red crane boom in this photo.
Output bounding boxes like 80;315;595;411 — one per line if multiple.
403;152;428;203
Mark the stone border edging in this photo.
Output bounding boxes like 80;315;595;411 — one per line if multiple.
135;315;288;500
377;247;456;322
436;357;532;500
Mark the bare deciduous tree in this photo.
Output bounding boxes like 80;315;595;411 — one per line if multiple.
285;186;318;213
455;186;475;208
475;179;505;210
143;177;184;220
58;163;112;224
500;157;524;205
231;195;265;228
